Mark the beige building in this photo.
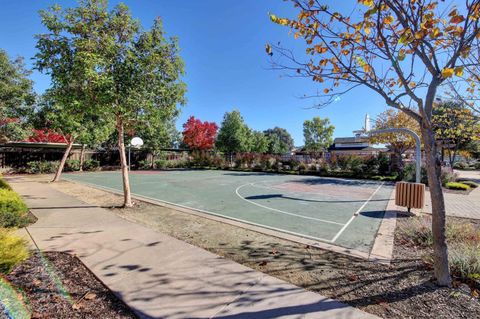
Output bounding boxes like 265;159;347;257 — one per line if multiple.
328;136;386;157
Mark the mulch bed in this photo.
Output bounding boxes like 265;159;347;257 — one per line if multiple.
2;252;137;319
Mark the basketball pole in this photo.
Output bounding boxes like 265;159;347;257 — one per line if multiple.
128;144;131;171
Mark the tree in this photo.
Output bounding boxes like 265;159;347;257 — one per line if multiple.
76;117;114;171
303;116;334;154
0;49;35;143
31;91;113;180
101;5;186;207
37;0;186;206
370;109;420;171
27;129;68;143
268;0;480;285
35;0;114;182
464;140;480;159
264;127;294;154
182;116;218;150
216;110;250;154
135;110;180;168
433;100;479;168
248;130;270;153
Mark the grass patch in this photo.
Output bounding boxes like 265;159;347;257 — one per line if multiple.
0;228;29;274
445;182;471;191
449;243;480;279
398;215;480;280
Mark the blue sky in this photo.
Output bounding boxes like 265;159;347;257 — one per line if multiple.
0;0;390;145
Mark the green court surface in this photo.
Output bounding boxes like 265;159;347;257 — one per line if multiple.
65;170;394;254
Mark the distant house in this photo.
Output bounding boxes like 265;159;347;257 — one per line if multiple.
328;131;387;158
328;137;382;157
0;141;83;168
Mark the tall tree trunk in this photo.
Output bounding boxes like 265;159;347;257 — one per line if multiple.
421;124;452;286
448;145;459;170
391;150;404;173
52;138;74;182
79;144;86;172
117;119;133;207
396;151;404;171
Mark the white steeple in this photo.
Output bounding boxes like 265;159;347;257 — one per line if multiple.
364;113;371;132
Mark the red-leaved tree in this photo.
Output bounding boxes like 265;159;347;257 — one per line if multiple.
26;129;69;144
182;116;218;150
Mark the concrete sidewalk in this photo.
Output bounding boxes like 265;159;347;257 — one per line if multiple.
8;176;377;319
423;170;480;220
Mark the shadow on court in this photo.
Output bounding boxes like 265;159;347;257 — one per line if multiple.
222;172;281;177
289;178;381;187
244;194;390;204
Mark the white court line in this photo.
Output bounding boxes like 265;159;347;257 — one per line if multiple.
249;181;375;200
331;182;385;243
235;183;345;226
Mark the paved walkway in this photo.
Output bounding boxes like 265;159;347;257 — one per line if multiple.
423;170;480;220
390;170;480;220
8;176;376;319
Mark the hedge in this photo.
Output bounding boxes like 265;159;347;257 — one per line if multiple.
445;182;471;191
0;228;29;274
0;188;31;228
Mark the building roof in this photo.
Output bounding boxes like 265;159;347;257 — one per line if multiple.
0;141;82;149
328;145;387;152
333;137;369;144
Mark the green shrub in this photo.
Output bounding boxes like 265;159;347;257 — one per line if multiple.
190;151;224;168
363;156;380;176
83;159;100;171
154;159;168;169
382;175;398;182
400;165;455;186
26;161;59;174
0;189;32;228
453;162;469;170
474;162;480;170
0;178;12;190
458;180;479;188
168;159;188;168
298;162;307;172
282;159;300;170
400;163;416;182
0;228;29;274
440;169;457;186
377;153;390;175
334;155;367;177
445;182;471;191
64;159;81;172
138;159;152;170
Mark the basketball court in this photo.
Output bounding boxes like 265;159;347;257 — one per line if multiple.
65;170;395;258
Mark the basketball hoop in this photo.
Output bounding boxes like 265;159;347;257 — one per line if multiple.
128;137;143;171
130;137;144;148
